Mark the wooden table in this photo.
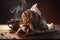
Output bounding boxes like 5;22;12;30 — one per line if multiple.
0;24;60;39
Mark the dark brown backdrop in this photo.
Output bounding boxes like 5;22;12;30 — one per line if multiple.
0;0;60;24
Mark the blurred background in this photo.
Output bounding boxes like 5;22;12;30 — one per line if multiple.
0;0;60;24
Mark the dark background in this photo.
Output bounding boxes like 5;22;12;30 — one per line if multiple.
0;0;60;24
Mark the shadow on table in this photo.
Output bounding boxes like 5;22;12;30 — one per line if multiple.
9;29;59;39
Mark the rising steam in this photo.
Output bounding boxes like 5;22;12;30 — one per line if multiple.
10;0;27;19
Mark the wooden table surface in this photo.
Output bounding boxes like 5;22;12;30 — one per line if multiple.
0;24;60;39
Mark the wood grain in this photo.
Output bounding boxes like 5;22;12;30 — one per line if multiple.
0;24;60;39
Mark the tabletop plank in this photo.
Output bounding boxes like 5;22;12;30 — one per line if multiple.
0;24;60;39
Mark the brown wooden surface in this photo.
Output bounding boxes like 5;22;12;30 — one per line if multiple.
0;24;60;39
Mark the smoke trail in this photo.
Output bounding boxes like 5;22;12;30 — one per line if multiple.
10;0;27;19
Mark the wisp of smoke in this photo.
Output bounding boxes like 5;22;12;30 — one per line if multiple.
10;0;27;19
